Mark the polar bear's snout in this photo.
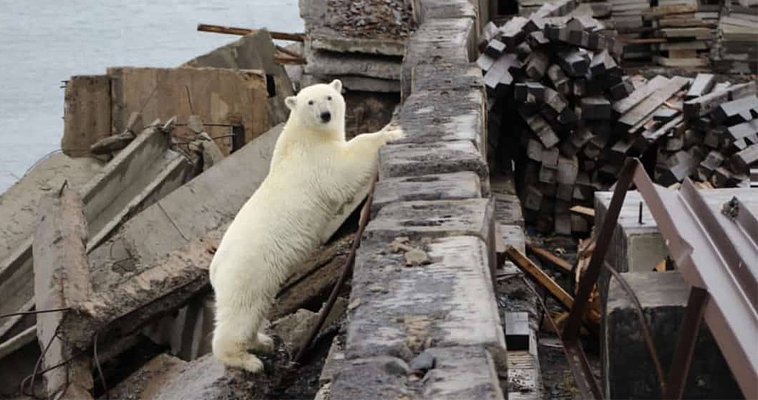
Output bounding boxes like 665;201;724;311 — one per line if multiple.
320;111;331;123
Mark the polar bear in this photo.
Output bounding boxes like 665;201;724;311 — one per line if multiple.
209;79;404;373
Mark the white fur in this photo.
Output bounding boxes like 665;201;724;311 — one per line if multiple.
209;79;404;372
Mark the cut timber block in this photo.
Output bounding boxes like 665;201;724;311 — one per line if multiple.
348;235;505;361
685;73;715;100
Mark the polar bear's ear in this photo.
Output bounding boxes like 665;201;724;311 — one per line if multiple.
285;96;297;110
330;79;343;93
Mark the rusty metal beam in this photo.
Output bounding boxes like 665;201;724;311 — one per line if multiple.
565;157;757;399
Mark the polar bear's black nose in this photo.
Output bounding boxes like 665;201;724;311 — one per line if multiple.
320;112;331;122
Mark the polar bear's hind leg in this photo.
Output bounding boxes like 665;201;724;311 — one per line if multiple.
212;307;265;373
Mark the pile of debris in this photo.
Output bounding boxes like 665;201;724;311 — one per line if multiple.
299;0;414;93
478;5;758;234
0;30;360;400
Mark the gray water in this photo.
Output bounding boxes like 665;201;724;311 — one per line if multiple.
0;0;303;193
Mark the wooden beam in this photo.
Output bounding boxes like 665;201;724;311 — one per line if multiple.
526;243;574;273
507;246;574;307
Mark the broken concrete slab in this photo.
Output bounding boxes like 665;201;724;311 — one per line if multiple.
379;141;490;194
371;172;482;216
348;235;504;361
107;354;188;400
299;0;412;57
1;123;193;343
0;154;102;338
605;271;742;400
61;75;112;157
87;124;282;289
33;188;93;400
414;0;478;26
108;67;270;155
184;29;295;126
304;47;402;81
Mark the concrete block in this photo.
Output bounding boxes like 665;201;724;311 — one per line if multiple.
605;271;742;400
499;224;525;254
411;63;483;93
329;357;410;400
347;235;505;360
420;346;505;399
184;29;294;125
108;67;270;155
393;88;486;155
379;141;490;194
107;354;187;400
372;172;482;216
402;18;475;99
62;75;112;157
365;199;494;245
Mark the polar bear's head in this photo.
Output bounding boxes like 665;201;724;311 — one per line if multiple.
285;80;345;133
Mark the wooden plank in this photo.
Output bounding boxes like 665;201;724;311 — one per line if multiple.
683;81;756;119
526;243;573;272
506;246;574;307
613;75;669;114
570;205;595;218
684;74;716;100
618;76;689;129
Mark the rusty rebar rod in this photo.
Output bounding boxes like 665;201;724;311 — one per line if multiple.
197;23;304;42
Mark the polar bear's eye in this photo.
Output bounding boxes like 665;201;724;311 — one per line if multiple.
308;100;314;106
327;96;332;101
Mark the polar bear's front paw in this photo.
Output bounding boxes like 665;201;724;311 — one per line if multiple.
384;125;406;142
254;333;275;354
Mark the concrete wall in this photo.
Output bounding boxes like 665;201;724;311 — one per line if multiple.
326;1;509;398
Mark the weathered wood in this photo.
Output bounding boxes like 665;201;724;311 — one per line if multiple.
711;95;758;125
686;73;716;100
618;76;688;130
270;235;353;320
526;243;573;272
613;75;669;115
683;81;756;119
731;144;758;173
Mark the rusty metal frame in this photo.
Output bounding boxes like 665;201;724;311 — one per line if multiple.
560;157;757;399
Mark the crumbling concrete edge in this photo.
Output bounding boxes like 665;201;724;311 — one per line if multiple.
326;2;509;399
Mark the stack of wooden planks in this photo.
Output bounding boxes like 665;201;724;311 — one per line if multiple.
479;8;758;234
712;0;758;73
644;3;717;68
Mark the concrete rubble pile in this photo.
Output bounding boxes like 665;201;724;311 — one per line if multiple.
477;5;758;234
299;0;414;94
0;30;356;399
